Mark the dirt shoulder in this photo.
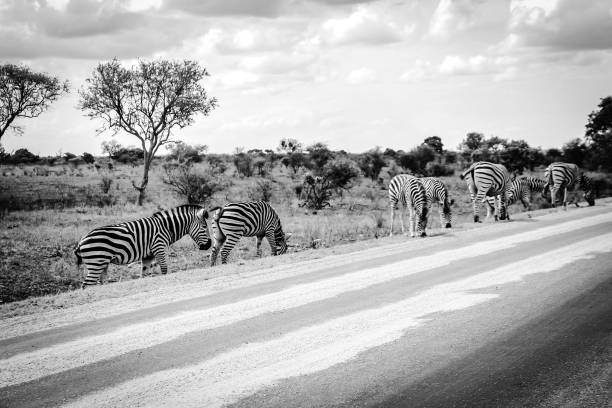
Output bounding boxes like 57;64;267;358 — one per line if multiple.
1;201;610;340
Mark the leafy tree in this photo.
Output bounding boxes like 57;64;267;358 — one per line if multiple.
277;138;303;154
545;148;563;164
358;147;386;180
11;148;39;163
233;147;253;177
460;132;485;152
306;142;334;173
82;152;95;164
79;58;217;205
281;151;307;174
561;138;588;166
101;139;122;158
113;147;144;165
167;141;207;164
423;136;443;154
63;152;77;161
0;64;69;141
585;96;612;171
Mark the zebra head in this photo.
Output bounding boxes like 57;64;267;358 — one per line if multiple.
275;226;289;255
417;205;428;237
190;208;212;250
581;175;595;206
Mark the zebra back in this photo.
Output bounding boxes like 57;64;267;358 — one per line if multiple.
388;174;412;209
215;201;287;254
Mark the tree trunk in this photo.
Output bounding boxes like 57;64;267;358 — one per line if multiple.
135;155;152;206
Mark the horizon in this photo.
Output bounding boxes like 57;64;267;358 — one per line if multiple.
1;0;611;156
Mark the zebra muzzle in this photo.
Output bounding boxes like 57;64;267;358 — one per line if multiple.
200;240;212;250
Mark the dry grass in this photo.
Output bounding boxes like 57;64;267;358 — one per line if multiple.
1;162;608;304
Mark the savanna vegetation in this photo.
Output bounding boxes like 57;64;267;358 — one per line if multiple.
1;58;611;304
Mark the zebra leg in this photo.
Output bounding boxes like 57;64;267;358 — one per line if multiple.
550;186;558;208
82;262;109;288
210;236;225;266
562;187;568;211
399;205;406;235
220;234;241;264
389;206;395;236
408;206;416;238
265;230;278;256
153;247;169;275
256;235;265;257
473;191;487;223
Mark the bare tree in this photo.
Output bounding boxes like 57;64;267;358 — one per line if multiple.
0;63;69;141
79;58;217;205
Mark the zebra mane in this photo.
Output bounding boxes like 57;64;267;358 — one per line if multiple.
151;204;202;218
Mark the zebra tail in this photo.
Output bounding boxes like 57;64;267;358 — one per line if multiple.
459;163;476;181
74;246;82;276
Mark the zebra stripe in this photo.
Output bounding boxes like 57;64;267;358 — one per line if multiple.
460;161;512;223
420;177;453;229
388;174;429;237
486;176;547;216
544;162;595;209
210;201;288;265
74;205;211;287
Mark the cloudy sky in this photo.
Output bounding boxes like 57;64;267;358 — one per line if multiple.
1;0;611;155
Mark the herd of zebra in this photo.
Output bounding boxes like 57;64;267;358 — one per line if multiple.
74;161;595;287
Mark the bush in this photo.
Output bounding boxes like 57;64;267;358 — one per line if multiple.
162;163;228;205
300;158;361;209
10;148;39;164
248;178;274;202
82;152;95;164
100;176;113;193
113;147;144;165
426;162;454;177
167;142;207;164
233;149;253;177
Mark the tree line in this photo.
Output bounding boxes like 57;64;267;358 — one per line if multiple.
2;59;612;207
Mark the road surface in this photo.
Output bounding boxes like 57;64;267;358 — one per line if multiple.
1;205;612;407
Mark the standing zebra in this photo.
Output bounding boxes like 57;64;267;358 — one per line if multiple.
210;201;288;265
75;205;212;287
486;176;547;216
544;162;595;209
460;161;512;223
388;174;429;237
420;177;454;229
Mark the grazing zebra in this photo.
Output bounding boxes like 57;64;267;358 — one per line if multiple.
460;161;512;223
420;177;454;228
388;174;411;236
75;205;212;287
210;201;288;265
485;176;547;216
543;162;595;209
388;174;429;237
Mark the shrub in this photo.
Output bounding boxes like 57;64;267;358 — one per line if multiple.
100;176;113;194
300;158;361;209
162;163;228;205
233;149;253;177
425;162;454;177
248;178;274;202
10;148;39;164
82;152;95;164
167;142;207;164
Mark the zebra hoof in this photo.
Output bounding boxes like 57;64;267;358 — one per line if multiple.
474;216;480;223
445;223;452;229
420;232;427;238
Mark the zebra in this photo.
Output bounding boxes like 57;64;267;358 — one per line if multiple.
420;177;454;229
388;174;429;237
543;162;595;209
485;176;547;217
209;201;288;265
74;205;212;287
460;161;512;223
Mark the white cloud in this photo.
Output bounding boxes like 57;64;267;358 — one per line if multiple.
506;0;612;50
400;60;434;82
439;55;516;77
346;67;376;84
429;0;484;37
319;6;410;46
